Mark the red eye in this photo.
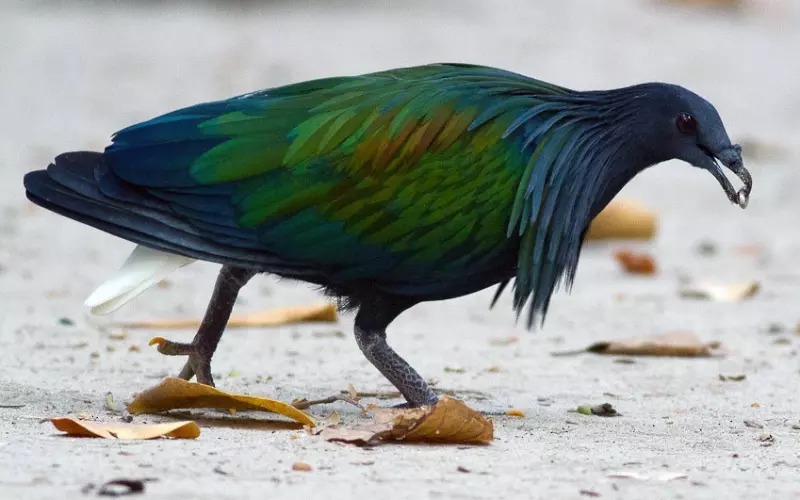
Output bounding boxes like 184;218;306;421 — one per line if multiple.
676;112;697;135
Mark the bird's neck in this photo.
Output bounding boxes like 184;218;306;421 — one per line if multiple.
586;135;661;221
561;85;675;222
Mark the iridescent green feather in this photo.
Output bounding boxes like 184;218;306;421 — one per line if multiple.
185;65;563;289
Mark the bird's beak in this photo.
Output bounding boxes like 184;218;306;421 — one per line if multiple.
700;144;752;209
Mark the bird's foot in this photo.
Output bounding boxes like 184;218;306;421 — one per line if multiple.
148;337;215;386
392;396;439;409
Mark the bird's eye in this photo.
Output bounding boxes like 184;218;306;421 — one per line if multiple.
676;112;697;135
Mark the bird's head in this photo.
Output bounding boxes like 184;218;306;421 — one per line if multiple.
632;84;752;208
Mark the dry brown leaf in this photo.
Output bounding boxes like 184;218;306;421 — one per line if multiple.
586;198;657;241
318;426;381;445
127;378;314;427
49;417;199;439
680;280;759;302
117;303;337;329
614;249;657;275
585;331;717;357
291;462;312;472
319;396;493;446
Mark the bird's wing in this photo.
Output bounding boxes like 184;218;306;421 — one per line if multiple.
105;64;572;298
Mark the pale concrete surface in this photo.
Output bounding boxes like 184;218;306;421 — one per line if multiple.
1;1;800;499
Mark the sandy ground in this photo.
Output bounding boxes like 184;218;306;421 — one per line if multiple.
2;0;800;498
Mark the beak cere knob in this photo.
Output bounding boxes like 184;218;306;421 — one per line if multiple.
720;144;751;209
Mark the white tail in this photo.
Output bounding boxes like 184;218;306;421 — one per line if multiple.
84;245;196;315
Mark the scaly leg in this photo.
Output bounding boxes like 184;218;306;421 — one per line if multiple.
354;296;438;407
152;266;256;386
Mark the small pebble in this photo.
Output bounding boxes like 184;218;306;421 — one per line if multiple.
292;462;312;472
697;241;717;256
767;323;786;334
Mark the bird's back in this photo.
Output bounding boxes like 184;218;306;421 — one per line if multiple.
28;64;573;301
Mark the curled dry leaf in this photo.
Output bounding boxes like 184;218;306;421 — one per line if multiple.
116;303;337;329
680;280;759;303
585;198;657;241
127;378;314;427
105;392;122;413
584;331;718;358
318;396;493;446
613;249;657;275
49;417;199;439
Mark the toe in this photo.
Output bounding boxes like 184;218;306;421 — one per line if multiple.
177;360;195;381
150;338;196;356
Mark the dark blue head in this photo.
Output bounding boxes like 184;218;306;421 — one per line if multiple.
619;83;752;208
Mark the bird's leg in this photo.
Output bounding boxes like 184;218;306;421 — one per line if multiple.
354;298;438;407
153;265;256;386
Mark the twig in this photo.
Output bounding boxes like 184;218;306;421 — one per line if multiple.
338;390;401;400
292;395;363;411
336;387;490;401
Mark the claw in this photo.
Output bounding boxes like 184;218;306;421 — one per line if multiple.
146;337;215;386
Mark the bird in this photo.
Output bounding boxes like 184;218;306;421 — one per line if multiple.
23;63;752;407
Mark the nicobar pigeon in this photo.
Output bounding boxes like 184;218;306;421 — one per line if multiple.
24;64;752;407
